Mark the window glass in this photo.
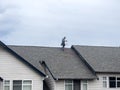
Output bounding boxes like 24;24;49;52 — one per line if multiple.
117;82;120;87
4;81;10;85
65;80;73;84
23;80;32;90
103;81;107;87
4;86;10;90
13;80;22;90
23;86;32;90
117;78;120;80
82;80;87;84
103;77;107;80
83;84;87;90
4;80;10;90
65;80;73;90
103;77;107;88
109;77;116;88
65;85;72;90
82;80;87;90
23;80;32;84
110;77;116;80
117;77;120;87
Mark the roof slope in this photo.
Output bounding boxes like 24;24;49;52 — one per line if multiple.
8;45;96;79
73;45;120;73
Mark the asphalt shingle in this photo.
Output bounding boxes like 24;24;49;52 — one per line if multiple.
73;45;120;73
8;45;96;79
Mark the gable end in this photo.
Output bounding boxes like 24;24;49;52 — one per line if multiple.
0;41;46;77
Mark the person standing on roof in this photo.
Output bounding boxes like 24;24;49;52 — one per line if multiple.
61;37;67;50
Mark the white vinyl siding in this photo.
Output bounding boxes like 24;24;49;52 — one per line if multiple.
0;47;44;90
55;80;64;90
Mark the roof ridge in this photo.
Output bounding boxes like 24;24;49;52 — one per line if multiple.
8;45;71;49
73;45;120;48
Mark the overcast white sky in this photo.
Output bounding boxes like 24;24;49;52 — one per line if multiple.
0;0;120;47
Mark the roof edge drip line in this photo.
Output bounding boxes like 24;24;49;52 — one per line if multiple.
39;61;57;80
71;46;98;79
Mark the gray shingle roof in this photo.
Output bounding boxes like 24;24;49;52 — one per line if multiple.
8;45;96;79
73;45;120;73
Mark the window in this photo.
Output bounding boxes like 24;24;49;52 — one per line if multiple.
109;77;116;88
23;80;32;90
103;77;107;88
4;80;32;90
4;80;10;90
13;80;22;90
117;77;120;87
109;77;120;88
82;80;87;90
65;80;73;90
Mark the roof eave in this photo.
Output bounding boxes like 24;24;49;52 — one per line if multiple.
96;71;120;74
57;77;97;80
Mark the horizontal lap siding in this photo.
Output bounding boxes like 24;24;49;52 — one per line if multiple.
0;47;44;90
55;80;64;90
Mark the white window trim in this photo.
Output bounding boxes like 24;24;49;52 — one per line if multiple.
64;80;73;90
